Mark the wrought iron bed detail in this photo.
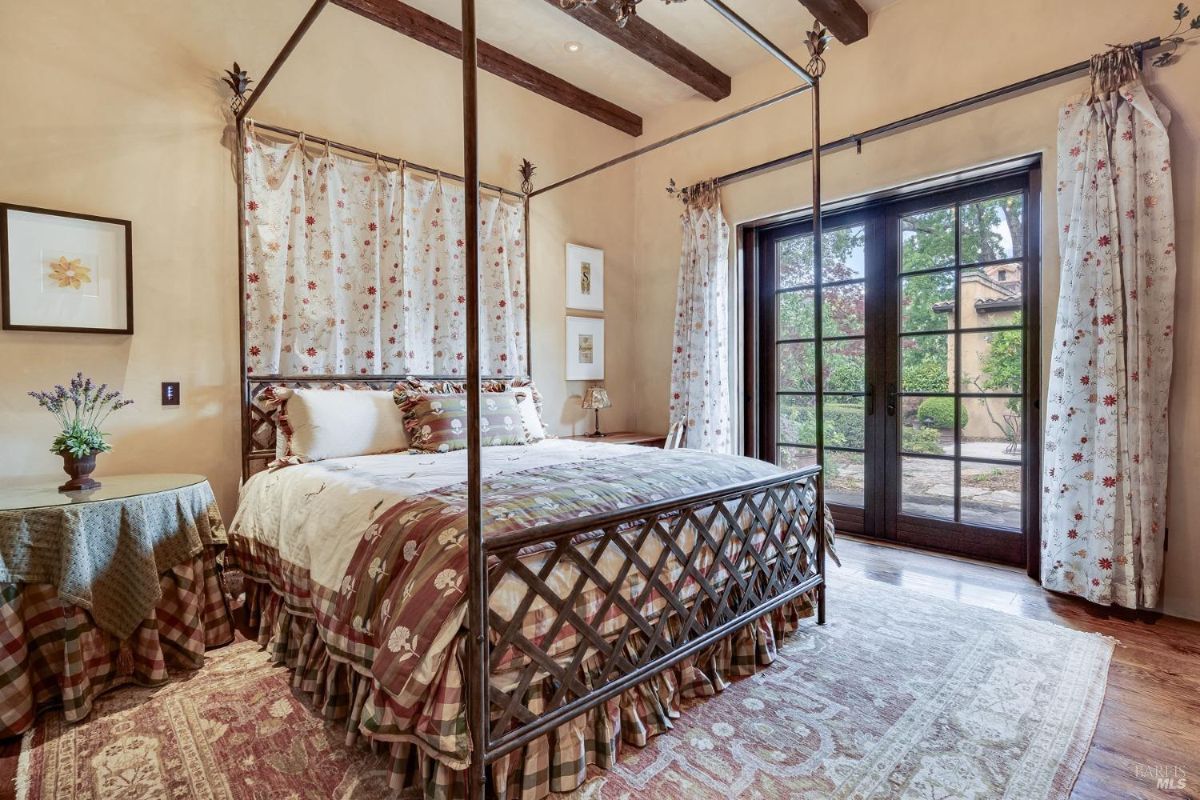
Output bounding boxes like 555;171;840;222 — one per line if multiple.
231;1;831;797
481;466;824;760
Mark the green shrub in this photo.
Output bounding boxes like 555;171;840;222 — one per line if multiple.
901;357;949;393
824;403;864;449
824;360;864;394
902;426;944;455
777;401;865;450
916;397;966;430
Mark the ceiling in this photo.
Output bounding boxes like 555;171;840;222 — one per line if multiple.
397;0;900;116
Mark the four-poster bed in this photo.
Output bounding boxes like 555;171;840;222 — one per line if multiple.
226;1;831;797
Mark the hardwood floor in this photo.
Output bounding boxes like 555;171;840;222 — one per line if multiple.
3;537;1197;799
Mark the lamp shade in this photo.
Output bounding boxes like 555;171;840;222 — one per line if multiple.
582;387;612;410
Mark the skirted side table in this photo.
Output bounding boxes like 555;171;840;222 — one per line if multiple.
0;474;234;737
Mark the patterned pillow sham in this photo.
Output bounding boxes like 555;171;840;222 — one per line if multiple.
395;390;529;453
397;377;550;440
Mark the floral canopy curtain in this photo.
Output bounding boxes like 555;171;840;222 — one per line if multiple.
1041;51;1176;609
242;129;527;377
668;183;732;453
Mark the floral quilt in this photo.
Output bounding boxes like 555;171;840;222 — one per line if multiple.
332;449;780;700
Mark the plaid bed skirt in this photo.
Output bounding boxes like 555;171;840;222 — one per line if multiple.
0;547;234;739
243;577;818;800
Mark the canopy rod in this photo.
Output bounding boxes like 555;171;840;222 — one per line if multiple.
236;0;329;123
248;120;524;197
714;35;1165;187
701;0;816;85
461;0;487;798
528;83;811;198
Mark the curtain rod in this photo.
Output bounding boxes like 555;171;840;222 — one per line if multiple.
714;36;1164;187
249;120;525;198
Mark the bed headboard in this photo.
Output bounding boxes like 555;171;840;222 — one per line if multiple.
242;374;528;478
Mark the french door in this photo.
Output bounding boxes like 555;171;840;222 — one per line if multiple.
745;168;1039;566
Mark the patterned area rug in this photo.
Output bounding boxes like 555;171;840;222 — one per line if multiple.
16;643;394;800
565;573;1113;799
17;572;1112;800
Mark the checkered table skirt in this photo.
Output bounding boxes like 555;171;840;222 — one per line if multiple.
0;547;233;738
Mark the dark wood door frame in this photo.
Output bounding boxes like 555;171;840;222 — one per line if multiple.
752;207;876;537
740;160;1041;569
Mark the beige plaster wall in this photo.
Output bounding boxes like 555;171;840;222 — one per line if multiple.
0;1;638;518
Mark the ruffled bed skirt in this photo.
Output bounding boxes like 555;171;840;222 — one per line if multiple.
0;548;233;739
244;578;818;800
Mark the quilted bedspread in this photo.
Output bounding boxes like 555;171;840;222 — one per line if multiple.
336;448;780;700
229;442;788;701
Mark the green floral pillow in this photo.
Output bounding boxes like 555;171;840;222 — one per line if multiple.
394;390;529;453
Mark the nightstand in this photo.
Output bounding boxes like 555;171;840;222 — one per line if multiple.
566;431;667;448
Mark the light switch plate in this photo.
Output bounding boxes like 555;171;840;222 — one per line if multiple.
161;382;180;406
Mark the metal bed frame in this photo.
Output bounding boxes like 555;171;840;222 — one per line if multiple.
231;2;829;797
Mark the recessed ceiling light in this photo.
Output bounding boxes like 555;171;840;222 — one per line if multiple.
564;41;582;53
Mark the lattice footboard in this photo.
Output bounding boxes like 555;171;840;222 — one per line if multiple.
470;466;825;777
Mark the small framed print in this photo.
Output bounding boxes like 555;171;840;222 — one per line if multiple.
1;203;133;334
565;315;604;380
565;243;603;312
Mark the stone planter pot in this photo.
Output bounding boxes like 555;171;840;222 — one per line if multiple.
59;451;101;493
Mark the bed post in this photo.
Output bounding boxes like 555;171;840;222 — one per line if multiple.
236;117;250;479
811;74;827;627
519;159;535;377
461;0;488;797
232;0;329;480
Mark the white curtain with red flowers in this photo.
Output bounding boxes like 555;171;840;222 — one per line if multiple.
398;175;527;377
668;188;732;453
242;129;526;377
1041;77;1176;609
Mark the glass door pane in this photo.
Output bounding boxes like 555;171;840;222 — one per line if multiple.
750;168;1037;565
887;183;1032;565
773;222;869;517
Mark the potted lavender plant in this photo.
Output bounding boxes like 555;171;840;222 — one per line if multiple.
28;373;133;492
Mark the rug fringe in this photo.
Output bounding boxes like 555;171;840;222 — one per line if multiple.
15;726;35;800
1051;637;1114;800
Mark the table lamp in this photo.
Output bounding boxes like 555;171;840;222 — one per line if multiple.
581;387;612;437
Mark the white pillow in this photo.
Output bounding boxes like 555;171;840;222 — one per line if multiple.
512;387;547;442
274;388;409;464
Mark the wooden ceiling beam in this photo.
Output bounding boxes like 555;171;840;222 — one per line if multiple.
333;0;643;136
548;1;731;101
797;0;868;44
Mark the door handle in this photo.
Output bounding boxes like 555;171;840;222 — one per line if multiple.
865;383;875;416
886;383;897;417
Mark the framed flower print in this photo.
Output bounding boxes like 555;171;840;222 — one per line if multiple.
565;243;603;312
0;203;133;334
565;315;604;380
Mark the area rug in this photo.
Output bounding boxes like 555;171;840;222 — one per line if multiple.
15;642;394;800
16;572;1113;800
